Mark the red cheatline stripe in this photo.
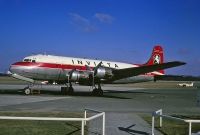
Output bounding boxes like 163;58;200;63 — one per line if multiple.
12;62;163;76
12;62;89;70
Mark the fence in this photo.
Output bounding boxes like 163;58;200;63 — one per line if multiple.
152;109;200;135
0;108;105;135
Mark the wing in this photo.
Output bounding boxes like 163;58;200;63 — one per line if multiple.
112;61;186;80
7;71;35;83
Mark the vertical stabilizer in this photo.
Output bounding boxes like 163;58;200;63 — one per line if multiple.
146;45;164;75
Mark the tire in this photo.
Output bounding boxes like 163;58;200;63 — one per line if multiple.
61;87;74;95
24;88;31;95
61;87;68;95
68;87;74;95
92;89;103;96
98;89;103;96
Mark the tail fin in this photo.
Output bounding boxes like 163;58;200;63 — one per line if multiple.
146;45;164;75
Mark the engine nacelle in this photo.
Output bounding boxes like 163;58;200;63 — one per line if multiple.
95;67;113;79
70;70;89;82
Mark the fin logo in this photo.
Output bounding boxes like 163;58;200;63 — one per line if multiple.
153;54;160;64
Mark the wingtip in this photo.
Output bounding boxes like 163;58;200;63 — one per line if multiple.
177;61;186;65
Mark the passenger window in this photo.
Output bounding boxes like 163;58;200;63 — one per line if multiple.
32;60;36;63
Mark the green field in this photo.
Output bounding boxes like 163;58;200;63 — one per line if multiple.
0;76;27;84
0;112;86;135
141;114;200;135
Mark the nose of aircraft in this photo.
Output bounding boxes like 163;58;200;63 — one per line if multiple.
9;62;36;76
9;62;21;74
9;63;16;74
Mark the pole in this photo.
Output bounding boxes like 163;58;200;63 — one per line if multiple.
160;110;162;127
82;120;85;135
189;122;192;135
152;115;155;135
84;110;87;126
102;112;105;135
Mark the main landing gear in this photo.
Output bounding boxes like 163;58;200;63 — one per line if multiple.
61;82;74;95
61;81;103;96
92;83;103;96
61;82;103;96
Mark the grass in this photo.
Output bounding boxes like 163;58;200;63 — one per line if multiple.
141;114;200;135
0;76;27;84
0;111;86;135
0;76;195;88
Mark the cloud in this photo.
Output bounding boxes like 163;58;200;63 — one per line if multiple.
94;13;114;24
68;13;97;32
69;13;89;25
68;12;114;32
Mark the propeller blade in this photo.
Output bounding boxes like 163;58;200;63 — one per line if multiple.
94;61;102;75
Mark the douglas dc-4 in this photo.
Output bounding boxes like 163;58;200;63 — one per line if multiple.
8;45;185;95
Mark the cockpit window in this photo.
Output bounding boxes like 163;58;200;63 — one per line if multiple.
23;59;31;62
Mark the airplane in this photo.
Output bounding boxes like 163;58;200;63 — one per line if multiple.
8;45;186;95
178;82;194;87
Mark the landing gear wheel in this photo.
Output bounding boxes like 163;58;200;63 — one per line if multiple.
92;88;103;96
61;87;68;95
98;89;103;96
24;88;31;95
68;87;74;95
61;87;74;95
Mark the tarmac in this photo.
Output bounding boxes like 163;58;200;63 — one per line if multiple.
0;80;200;134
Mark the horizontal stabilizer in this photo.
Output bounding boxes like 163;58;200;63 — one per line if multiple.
112;61;186;80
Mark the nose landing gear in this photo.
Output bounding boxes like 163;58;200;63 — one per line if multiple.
24;87;31;95
23;85;40;95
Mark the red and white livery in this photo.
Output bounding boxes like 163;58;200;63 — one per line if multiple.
9;45;185;95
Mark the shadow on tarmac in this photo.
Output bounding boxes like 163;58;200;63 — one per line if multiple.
105;90;159;95
118;124;150;135
64;122;81;135
0;89;159;100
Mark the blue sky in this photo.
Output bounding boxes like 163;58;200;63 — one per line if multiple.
0;0;200;75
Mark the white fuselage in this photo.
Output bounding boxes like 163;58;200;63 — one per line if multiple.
10;54;162;84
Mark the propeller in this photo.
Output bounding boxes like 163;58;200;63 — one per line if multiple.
67;68;77;82
93;61;103;76
85;62;103;87
84;61;103;76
